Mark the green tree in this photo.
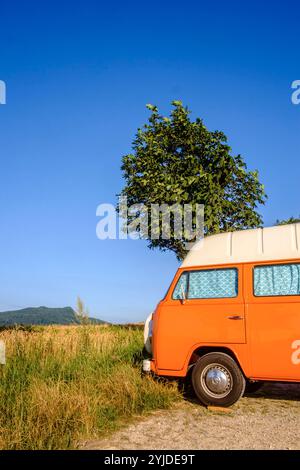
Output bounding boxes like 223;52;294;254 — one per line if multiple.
120;101;267;260
276;216;300;225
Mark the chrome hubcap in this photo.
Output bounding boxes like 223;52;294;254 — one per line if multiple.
201;363;233;398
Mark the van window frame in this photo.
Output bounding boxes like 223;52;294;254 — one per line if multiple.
252;262;300;298
172;267;239;300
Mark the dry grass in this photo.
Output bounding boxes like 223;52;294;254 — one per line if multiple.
0;325;180;449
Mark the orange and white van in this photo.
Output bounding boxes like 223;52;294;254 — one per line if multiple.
143;224;300;406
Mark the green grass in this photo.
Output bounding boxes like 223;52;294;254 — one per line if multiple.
0;325;181;449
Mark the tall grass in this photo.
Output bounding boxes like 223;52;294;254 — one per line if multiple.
0;325;180;449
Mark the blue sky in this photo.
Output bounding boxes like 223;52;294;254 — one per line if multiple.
0;1;299;322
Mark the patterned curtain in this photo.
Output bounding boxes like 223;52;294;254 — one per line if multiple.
188;269;238;299
254;264;300;297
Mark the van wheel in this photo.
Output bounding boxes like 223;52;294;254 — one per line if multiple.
192;352;246;407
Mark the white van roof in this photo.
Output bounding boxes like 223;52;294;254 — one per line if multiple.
181;223;300;268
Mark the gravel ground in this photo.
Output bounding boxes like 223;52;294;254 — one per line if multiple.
82;383;300;450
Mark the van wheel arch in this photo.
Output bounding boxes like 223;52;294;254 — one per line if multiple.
188;346;246;377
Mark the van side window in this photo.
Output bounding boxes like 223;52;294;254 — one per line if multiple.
254;263;300;297
172;268;238;300
188;268;238;299
172;273;188;299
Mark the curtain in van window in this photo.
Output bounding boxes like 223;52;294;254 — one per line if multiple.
254;264;300;297
188;269;238;299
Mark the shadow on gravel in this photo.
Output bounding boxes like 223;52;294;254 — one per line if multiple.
246;382;300;401
153;372;300;405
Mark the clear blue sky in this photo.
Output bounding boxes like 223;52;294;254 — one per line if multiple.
0;1;299;322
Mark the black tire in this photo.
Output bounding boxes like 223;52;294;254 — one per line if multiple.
192;352;246;407
245;381;264;394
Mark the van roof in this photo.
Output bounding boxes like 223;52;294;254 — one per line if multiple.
181;223;300;268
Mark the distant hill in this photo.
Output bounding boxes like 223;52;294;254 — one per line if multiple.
0;306;106;326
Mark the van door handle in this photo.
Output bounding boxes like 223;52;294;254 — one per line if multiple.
227;315;244;320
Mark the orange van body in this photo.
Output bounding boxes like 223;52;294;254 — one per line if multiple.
147;225;300;387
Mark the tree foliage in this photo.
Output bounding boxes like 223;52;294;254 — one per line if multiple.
120;101;267;260
276;216;300;225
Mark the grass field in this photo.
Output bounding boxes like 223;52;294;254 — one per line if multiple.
0;325;180;449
